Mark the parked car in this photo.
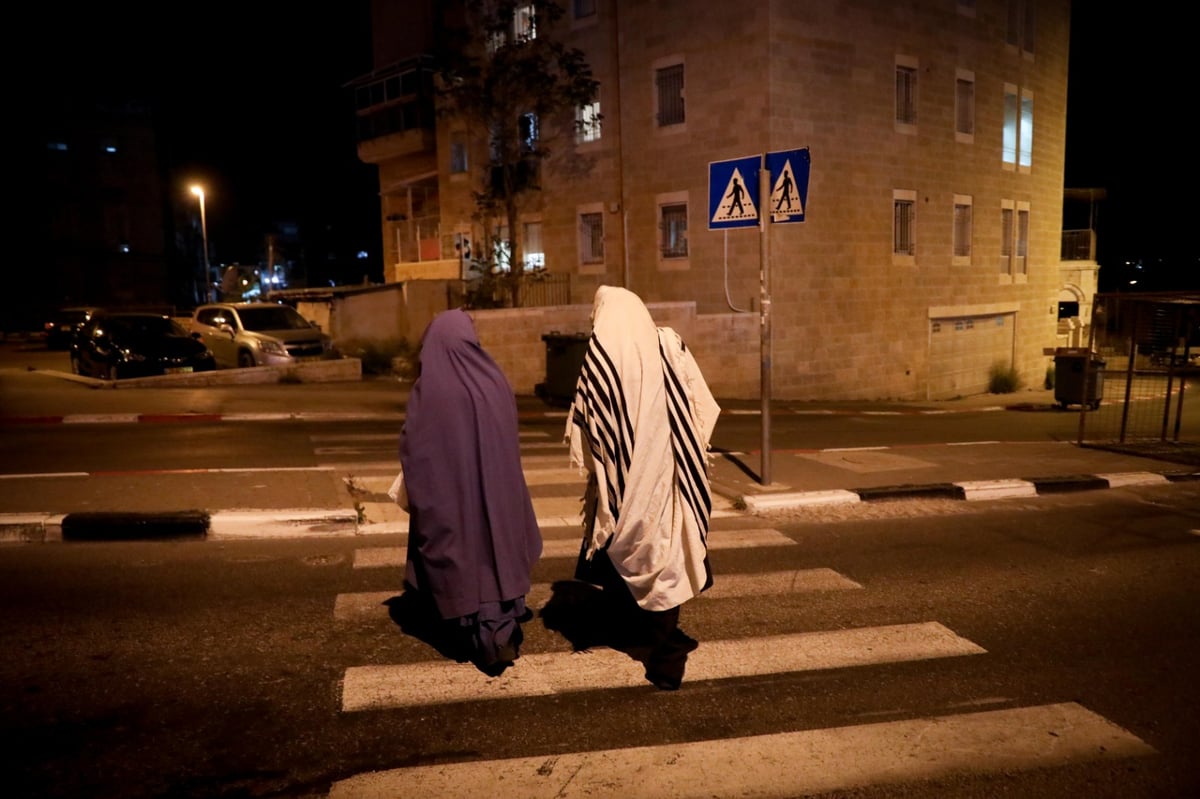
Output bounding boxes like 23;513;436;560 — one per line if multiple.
70;312;217;380
43;306;101;350
188;302;339;369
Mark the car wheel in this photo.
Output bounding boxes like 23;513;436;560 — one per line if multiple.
237;350;257;369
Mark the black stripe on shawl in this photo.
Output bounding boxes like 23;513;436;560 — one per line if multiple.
660;338;712;539
573;335;635;523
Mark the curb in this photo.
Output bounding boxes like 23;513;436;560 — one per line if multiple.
739;470;1200;513
3;471;1197;542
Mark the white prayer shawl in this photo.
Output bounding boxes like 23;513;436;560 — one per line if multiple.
566;286;720;611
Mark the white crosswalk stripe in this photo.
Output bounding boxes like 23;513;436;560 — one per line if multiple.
340;623;984;711
327;703;1154;798
315;428;1158;796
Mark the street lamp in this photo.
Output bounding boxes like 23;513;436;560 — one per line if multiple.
190;185;212;302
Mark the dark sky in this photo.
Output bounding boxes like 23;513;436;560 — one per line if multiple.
38;1;380;279
35;4;1189;285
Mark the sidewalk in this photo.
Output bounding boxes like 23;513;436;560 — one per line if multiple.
2;366;1197;542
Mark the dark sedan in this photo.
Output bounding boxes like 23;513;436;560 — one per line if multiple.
70;313;217;380
43;306;101;350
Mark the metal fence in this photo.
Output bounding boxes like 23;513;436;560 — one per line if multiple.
1075;291;1200;467
448;272;571;310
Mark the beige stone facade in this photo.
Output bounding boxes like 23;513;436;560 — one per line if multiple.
358;0;1075;400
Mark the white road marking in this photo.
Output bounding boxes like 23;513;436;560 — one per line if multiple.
341;622;985;711
327;702;1154;798
353;528;796;569
333;569;861;621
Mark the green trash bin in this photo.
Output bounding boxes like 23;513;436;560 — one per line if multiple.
536;332;589;407
1054;348;1105;409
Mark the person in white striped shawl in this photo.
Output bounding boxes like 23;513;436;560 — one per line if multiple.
565;286;720;690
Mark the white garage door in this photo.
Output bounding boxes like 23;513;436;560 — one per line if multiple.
928;313;1015;398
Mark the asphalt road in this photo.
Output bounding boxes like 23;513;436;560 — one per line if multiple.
2;339;1199;797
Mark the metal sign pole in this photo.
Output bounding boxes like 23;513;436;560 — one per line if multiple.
759;162;772;485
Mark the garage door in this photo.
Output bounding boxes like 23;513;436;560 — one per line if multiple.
928;313;1015;398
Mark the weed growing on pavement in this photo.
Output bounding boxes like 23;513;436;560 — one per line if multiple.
988;361;1022;394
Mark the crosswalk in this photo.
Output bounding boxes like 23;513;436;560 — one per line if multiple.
311;427;1158;798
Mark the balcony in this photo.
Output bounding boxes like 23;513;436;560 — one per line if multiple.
1061;228;1097;261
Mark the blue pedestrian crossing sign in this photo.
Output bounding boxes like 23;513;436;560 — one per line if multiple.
708;156;761;230
766;148;810;223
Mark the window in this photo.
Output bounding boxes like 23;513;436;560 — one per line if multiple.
953;195;973;262
1002;84;1018;167
523;221;543;270
573;0;596;20
493;224;511;272
579;209;604;265
893;190;916;258
520;112;539;153
450;132;468;173
1000;201;1014;275
955;69;975;140
488;3;536;52
1019;90;1033;169
1002;84;1033;170
895;56;918;128
660;202;688;259
1016;203;1030;276
655;62;685;127
1007;0;1035;55
576;99;602;143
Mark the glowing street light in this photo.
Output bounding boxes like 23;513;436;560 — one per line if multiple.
190;185;213;301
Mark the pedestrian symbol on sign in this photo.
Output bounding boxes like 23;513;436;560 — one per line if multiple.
771;159;804;220
711;167;758;225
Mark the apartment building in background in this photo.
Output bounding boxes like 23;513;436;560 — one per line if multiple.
350;0;1086;401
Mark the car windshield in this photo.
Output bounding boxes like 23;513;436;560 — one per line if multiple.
103;316;185;338
237;307;312;331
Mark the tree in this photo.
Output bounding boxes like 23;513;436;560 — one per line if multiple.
435;0;599;307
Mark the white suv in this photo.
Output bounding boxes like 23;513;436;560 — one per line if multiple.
189;302;339;369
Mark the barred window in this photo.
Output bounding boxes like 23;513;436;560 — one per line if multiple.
1016;207;1030;275
660;203;688;258
1000;205;1014;274
579;212;604;263
953;198;972;259
893;197;915;256
656;63;685;126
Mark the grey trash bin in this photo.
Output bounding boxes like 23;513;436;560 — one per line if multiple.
1054;348;1105;409
536;332;589;407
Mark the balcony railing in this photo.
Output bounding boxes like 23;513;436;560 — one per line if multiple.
1061;228;1096;261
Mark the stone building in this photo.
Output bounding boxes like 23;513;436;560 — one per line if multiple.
351;0;1081;400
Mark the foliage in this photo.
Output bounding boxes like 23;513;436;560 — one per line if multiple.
435;0;599;307
988;362;1022;394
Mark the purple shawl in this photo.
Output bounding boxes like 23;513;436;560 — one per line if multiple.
399;309;542;620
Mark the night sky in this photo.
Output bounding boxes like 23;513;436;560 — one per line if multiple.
34;3;1192;289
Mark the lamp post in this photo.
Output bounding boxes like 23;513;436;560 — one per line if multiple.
190;185;212;301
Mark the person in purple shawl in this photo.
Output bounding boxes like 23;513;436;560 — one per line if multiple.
398;309;543;675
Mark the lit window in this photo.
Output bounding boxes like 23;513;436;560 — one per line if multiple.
1002;84;1018;166
576;100;601;143
520;112;539;153
523;221;543;271
1019;90;1033;169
